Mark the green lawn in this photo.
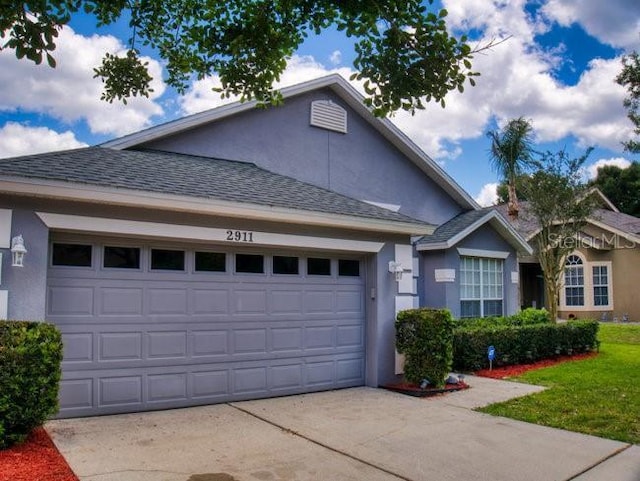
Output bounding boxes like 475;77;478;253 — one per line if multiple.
478;323;640;444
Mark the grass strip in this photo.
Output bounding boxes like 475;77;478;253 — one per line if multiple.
478;324;640;444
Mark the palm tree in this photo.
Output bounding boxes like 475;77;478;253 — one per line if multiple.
486;117;534;219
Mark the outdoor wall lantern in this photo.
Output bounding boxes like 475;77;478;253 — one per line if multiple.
10;235;27;267
388;261;404;281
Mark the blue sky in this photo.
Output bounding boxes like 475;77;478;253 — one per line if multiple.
0;0;638;206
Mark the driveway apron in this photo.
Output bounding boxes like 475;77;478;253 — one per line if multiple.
47;381;635;481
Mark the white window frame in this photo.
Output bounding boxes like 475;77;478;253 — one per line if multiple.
460;256;504;318
560;252;613;311
591;262;613;310
564;254;585;307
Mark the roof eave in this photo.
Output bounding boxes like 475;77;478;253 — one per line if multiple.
0;177;434;235
525;218;640;245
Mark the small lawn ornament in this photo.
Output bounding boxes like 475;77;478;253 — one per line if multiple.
488;345;496;371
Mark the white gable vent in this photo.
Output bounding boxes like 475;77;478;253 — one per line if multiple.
310;100;347;133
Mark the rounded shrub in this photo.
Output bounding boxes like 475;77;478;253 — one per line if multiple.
396;308;455;388
0;321;63;449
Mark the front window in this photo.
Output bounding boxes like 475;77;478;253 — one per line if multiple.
592;265;609;306
564;255;584;306
460;257;503;317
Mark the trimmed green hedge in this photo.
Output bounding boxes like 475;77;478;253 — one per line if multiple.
455;307;552;329
453;320;599;372
396;308;455;387
0;321;63;449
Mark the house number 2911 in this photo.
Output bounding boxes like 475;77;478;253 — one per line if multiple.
226;230;254;242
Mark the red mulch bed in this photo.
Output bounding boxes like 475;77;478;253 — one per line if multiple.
475;352;598;379
0;428;78;481
383;381;469;397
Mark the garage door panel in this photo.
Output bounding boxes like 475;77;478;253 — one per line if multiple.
270;289;303;314
337;324;364;348
48;286;94;316
233;329;268;354
191;330;229;357
304;325;335;349
62;333;94;363
100;288;143;316
148;288;188;315
148;373;188;403
192;289;229;315
233;367;268;395
148;331;188;359
59;378;94;411
233;289;267;314
100;376;143;407
191;370;229;399
271;327;303;352
270;364;303;390
49;242;366;417
337;358;365;383
304;290;335;313
100;332;142;361
336;289;364;313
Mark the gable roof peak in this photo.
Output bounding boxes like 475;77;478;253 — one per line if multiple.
101;75;478;211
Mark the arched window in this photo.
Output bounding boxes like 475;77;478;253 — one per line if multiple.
564;254;584;306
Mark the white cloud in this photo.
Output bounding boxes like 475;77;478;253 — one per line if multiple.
475;182;499;207
180;55;355;115
542;0;640;49
329;50;342;65
0;26;165;136
586;157;632;179
179;0;634;162
0;122;87;158
403;0;634;156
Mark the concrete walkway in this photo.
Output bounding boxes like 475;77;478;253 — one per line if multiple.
46;377;639;481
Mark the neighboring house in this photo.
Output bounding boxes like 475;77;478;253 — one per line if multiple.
0;75;531;418
495;192;640;322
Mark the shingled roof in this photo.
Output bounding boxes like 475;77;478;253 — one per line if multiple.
0;147;431;228
494;202;640;241
416;208;532;254
417;210;489;246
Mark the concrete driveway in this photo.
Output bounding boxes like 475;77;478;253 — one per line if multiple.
47;377;639;481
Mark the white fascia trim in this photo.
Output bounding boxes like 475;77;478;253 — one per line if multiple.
457;248;510;259
417;211;532;255
0;178;433;235
0;209;12;249
101;76;343;149
37;212;385;253
526;218;640;246
586;187;619;213
587;219;640;245
102;74;478;210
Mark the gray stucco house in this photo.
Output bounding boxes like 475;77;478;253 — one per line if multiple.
0;75;531;417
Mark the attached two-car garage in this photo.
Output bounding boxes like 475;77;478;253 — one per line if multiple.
48;234;366;418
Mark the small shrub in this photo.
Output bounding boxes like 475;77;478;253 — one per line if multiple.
0;321;63;449
453;320;599;372
396;308;455;388
510;307;552;325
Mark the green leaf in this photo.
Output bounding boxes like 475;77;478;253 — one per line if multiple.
46;53;56;68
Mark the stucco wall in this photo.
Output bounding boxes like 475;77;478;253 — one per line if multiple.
0;209;49;320
420;224;520;318
141;89;463;225
557;240;640;322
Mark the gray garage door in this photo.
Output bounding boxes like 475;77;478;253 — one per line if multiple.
47;237;366;418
